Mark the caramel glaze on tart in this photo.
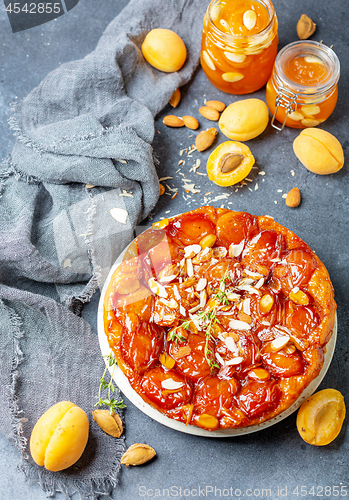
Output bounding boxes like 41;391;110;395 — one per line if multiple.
103;207;336;431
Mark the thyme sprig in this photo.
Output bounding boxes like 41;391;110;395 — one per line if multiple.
169;320;191;343
95;352;126;414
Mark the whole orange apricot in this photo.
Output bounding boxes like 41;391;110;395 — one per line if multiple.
30;401;89;471
141;29;187;73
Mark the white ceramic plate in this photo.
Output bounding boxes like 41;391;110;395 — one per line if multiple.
97;240;337;437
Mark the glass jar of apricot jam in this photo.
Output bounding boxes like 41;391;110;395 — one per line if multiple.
200;0;278;94
266;41;340;130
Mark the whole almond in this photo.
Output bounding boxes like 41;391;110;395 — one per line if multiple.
286;187;301;207
199;106;220;121
195;128;217;152
206;100;226;112
182;116;199;130
169;88;181;108
120;443;156;466
163;115;184;127
92;410;123;438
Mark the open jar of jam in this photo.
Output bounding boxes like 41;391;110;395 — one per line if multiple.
200;0;279;94
266;40;340;130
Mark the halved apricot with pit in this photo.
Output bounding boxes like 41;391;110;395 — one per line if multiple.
206;141;255;187
297;389;346;446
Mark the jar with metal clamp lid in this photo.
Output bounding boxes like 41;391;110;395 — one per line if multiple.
266;40;340;130
201;0;278;94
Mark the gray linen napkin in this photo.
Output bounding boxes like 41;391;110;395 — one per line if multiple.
0;0;208;497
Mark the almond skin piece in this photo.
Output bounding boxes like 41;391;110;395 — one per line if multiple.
169;88;181;107
195;127;217;152
163;115;184;127
286;187;301;207
182;116;199;130
206;100;226;112
120;443;156;466
199;106;220;121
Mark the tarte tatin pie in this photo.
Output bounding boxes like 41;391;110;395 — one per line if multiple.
103;207;336;431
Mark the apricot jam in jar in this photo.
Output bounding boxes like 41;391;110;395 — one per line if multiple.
266;41;340;130
200;0;279;94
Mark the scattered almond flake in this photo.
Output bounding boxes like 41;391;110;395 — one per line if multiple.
116;159;127;164
227;292;240;301
277;189;283;193
165;184;178;192
292;286;300;293
184;244;202;258
201;247;210;256
237;285;260;295
245;270;263;278
196;172;207;176
165;192;171;196
290;170;295;177
189;304;201;314
180;305;187;317
159;298;177;309
179;149;186;156
229;240;245;258
161;379;184;390
248;187;253;192
274;200;278;204
271;336;290;352
189;313;202;331
254;277;265;289
255;183;259;191
179;277;183;284
242;298;251;315
165;210;171;214
225;336;239;355
180;258;185;267
187;258;194;277
199;290;207;308
212;193;230;202
205;192;212;196
245;178;253;182
260;320;271;326
282;193;288;199
148;278;168;298
225;357;244;366
110;207;128;224
85;184;95;189
196;278;207;291
159;275;177;283
171;192;178;199
159;177;173;182
270;257;281;262
215;352;225;366
182;182;200;194
229;319;251;331
218;332;226;343
119;189;134;198
173;285;181;301
239;277;254;286
258;171;266;176
178;160;184;166
63;259;72;268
